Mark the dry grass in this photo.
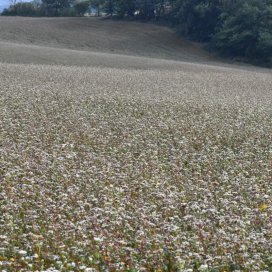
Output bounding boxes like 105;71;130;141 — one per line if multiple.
0;17;271;272
0;17;213;61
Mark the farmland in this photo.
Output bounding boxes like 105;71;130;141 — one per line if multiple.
0;17;271;272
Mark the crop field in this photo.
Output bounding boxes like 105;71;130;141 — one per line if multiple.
0;17;271;272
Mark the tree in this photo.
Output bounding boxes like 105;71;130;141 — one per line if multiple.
115;0;136;18
90;0;102;16
74;0;90;16
171;0;222;41
103;0;115;17
212;0;272;64
136;0;156;19
2;2;39;16
42;0;71;16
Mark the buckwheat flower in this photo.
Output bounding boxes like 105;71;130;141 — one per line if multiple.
68;262;76;268
18;250;27;256
199;264;208;271
85;269;96;272
94;237;103;243
175;257;186;269
33;253;39;259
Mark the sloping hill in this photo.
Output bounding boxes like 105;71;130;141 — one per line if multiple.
0;17;216;65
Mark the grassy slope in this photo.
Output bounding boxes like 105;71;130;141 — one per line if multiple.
0;17;216;65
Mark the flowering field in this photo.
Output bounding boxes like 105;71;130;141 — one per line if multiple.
0;15;272;272
0;60;271;272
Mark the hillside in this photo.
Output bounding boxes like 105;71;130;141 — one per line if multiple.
0;17;271;272
0;17;217;65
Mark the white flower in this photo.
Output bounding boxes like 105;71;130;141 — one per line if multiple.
199;264;208;271
18;250;27;256
94;237;103;243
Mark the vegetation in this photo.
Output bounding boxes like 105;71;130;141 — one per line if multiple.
0;11;271;272
211;0;272;65
1;50;272;272
74;0;90;16
1;0;272;65
1;2;42;16
41;0;71;16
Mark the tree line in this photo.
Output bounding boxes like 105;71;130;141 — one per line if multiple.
2;0;272;65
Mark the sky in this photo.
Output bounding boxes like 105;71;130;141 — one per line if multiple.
0;0;32;11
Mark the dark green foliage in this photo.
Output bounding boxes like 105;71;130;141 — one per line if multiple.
136;0;156;20
74;0;90;16
212;0;272;64
115;0;136;18
172;0;222;41
42;0;72;16
1;0;76;17
1;2;43;16
103;0;115;16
